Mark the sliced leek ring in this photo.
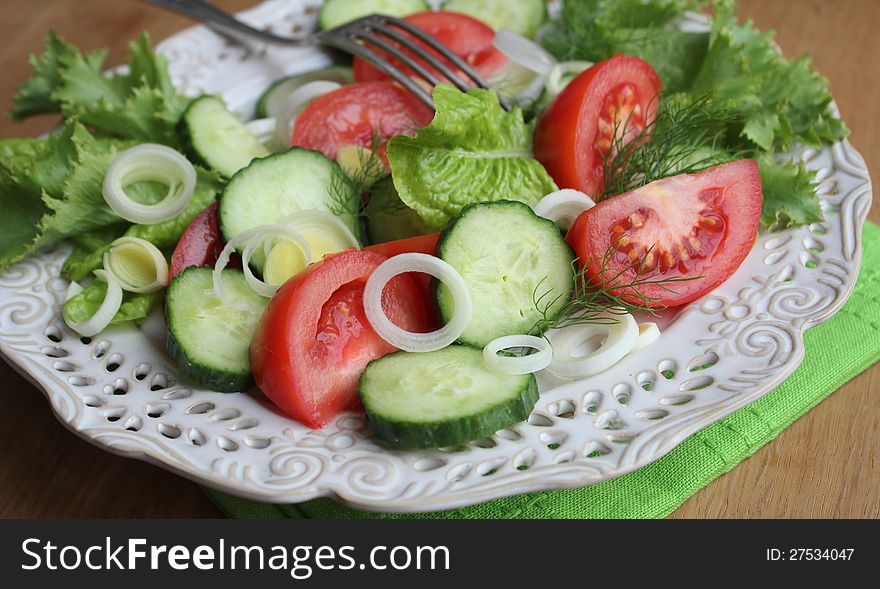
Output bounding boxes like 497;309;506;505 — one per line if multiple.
103;236;169;293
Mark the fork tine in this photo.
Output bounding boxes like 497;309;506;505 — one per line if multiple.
356;31;443;88
378;17;487;86
331;38;435;109
366;26;473;93
376;16;512;111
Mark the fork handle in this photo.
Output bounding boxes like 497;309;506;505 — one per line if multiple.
143;0;308;46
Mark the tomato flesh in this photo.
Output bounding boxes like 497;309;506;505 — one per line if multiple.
534;55;662;198
366;233;441;326
352;11;507;85
250;250;429;428
566;160;763;307
169;202;233;282
291;81;434;164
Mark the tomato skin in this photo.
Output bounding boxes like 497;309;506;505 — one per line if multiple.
291;82;434;163
250;250;429;428
169;202;228;282
534;55;662;198
364;233;440;258
566;160;762;307
352;11;507;84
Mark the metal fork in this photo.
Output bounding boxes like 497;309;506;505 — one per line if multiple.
144;0;511;111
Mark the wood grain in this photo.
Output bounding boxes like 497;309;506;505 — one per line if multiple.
0;0;876;518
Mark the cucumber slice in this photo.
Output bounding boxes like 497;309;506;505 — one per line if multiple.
220;147;359;247
366;176;432;244
166;267;268;393
255;66;354;119
319;0;429;30
179;96;269;178
443;0;547;37
360;345;538;449
437;201;575;347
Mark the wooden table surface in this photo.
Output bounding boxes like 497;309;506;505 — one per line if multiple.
0;0;877;518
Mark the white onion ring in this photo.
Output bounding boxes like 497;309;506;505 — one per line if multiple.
65;281;84;300
632;322;661;351
546;312;639;378
492;29;558;75
62;270;123;337
363;253;472;353
102;144;196;224
533;189;596;231
281;209;360;252
213;225;311;298
103;237;169;293
274;80;342;146
483;335;552;375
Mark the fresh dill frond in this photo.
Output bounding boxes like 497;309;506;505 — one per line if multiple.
327;170;361;219
601;93;746;199
327;125;389;220
531;241;701;334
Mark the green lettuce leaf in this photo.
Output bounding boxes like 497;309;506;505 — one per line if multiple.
61;224;127;282
757;157;823;232
11;32;189;147
0;119;222;272
0;123;130;268
689;0;848;150
60;170;222;281
540;0;709;93
63;279;162;327
8;31;87;119
387;85;557;230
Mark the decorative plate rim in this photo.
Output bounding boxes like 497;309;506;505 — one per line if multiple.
0;0;872;513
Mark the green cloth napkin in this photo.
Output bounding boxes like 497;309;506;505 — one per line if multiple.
206;222;880;519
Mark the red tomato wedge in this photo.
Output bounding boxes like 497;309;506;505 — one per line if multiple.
366;233;441;326
566;160;762;307
534;55;662;198
250;249;430;428
352;11;507;85
365;233;440;258
291;81;434;164
169;202;227;281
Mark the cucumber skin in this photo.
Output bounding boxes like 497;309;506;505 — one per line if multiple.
435;200;576;347
164;267;257;394
359;349;539;450
177;96;213;172
165;328;253;394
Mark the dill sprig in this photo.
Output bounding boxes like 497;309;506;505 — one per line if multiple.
531;241;700;334
601;93;746;199
327;125;389;220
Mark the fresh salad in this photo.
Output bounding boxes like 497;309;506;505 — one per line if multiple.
1;0;847;450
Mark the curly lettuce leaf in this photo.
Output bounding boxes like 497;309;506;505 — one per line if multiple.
60;171;222;281
387;85;557;230
61;224;127;282
0;120;222;271
757;157;823;232
690;0;848;150
0;123;129;268
11;32;189;147
540;0;709;93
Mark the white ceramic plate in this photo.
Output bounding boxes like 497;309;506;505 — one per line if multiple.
0;1;872;512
